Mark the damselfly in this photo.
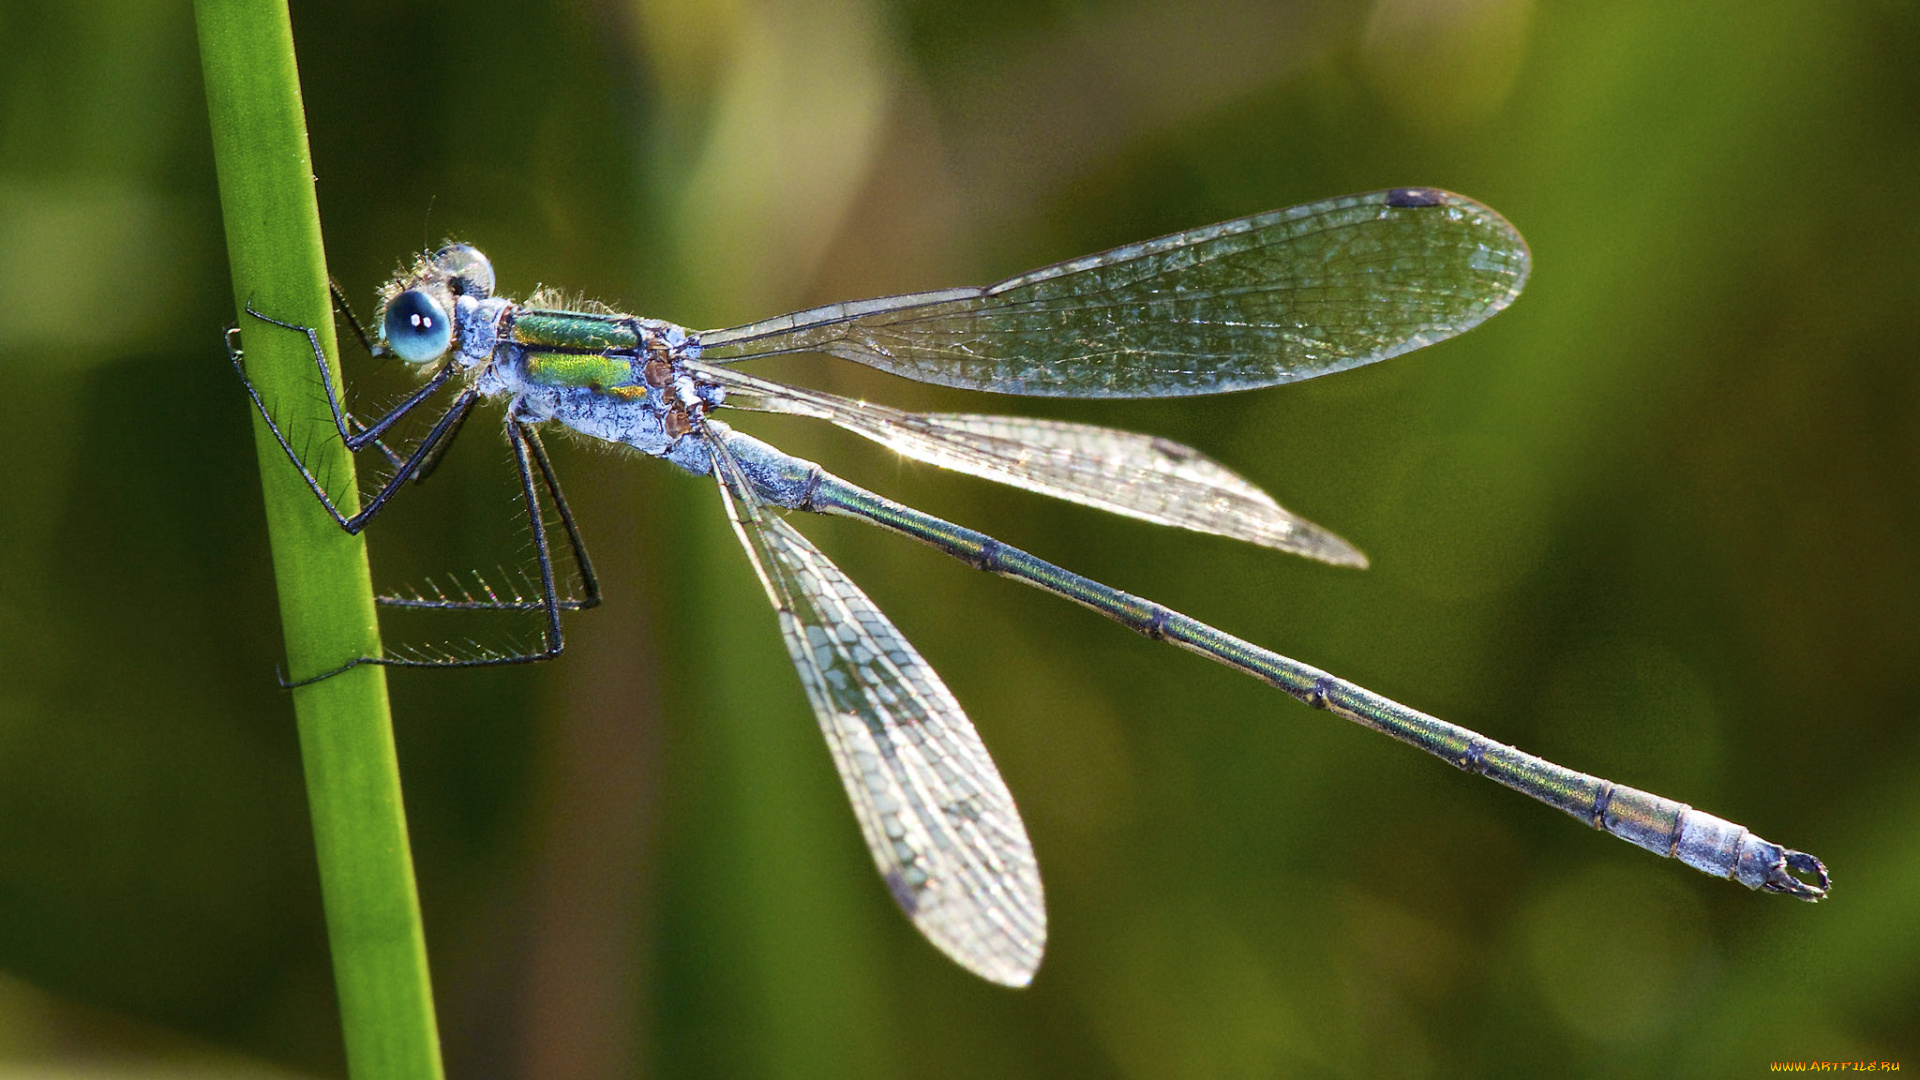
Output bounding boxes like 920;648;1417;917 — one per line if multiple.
232;189;1828;987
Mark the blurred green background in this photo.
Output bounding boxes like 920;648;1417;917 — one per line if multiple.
0;0;1914;1076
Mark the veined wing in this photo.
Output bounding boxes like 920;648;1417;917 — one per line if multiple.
692;360;1365;565
707;426;1047;986
693;189;1529;398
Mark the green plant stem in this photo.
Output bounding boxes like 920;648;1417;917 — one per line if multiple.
195;4;444;1078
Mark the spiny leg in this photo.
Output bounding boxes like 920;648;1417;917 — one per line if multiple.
236;299;597;684
405;390;478;486
227;309;474;534
520;424;601;611
282;414;579;686
329;279;381;360
241;301;457;452
378;419;601;614
341;387;483;534
512;415;569;656
233;330;473;536
323;281;434;476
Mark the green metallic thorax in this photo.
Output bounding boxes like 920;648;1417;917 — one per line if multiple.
510;309;642;390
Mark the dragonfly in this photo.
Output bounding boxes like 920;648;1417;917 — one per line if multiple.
232;188;1828;988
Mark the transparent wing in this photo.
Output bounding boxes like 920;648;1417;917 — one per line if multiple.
694;188;1529;398
692;361;1365;565
706;426;1047;986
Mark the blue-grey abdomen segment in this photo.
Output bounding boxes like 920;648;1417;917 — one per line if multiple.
789;461;1827;900
1302;675;1817;894
711;427;826;509
1596;785;1813;894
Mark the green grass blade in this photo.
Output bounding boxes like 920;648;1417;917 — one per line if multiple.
194;3;445;1078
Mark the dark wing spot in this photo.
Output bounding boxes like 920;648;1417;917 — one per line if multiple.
885;869;923;915
1386;187;1446;208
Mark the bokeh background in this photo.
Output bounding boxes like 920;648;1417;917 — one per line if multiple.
1;0;1915;1076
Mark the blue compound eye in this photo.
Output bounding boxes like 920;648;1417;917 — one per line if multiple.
382;288;453;363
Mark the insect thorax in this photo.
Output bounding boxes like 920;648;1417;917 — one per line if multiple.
483;304;718;474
